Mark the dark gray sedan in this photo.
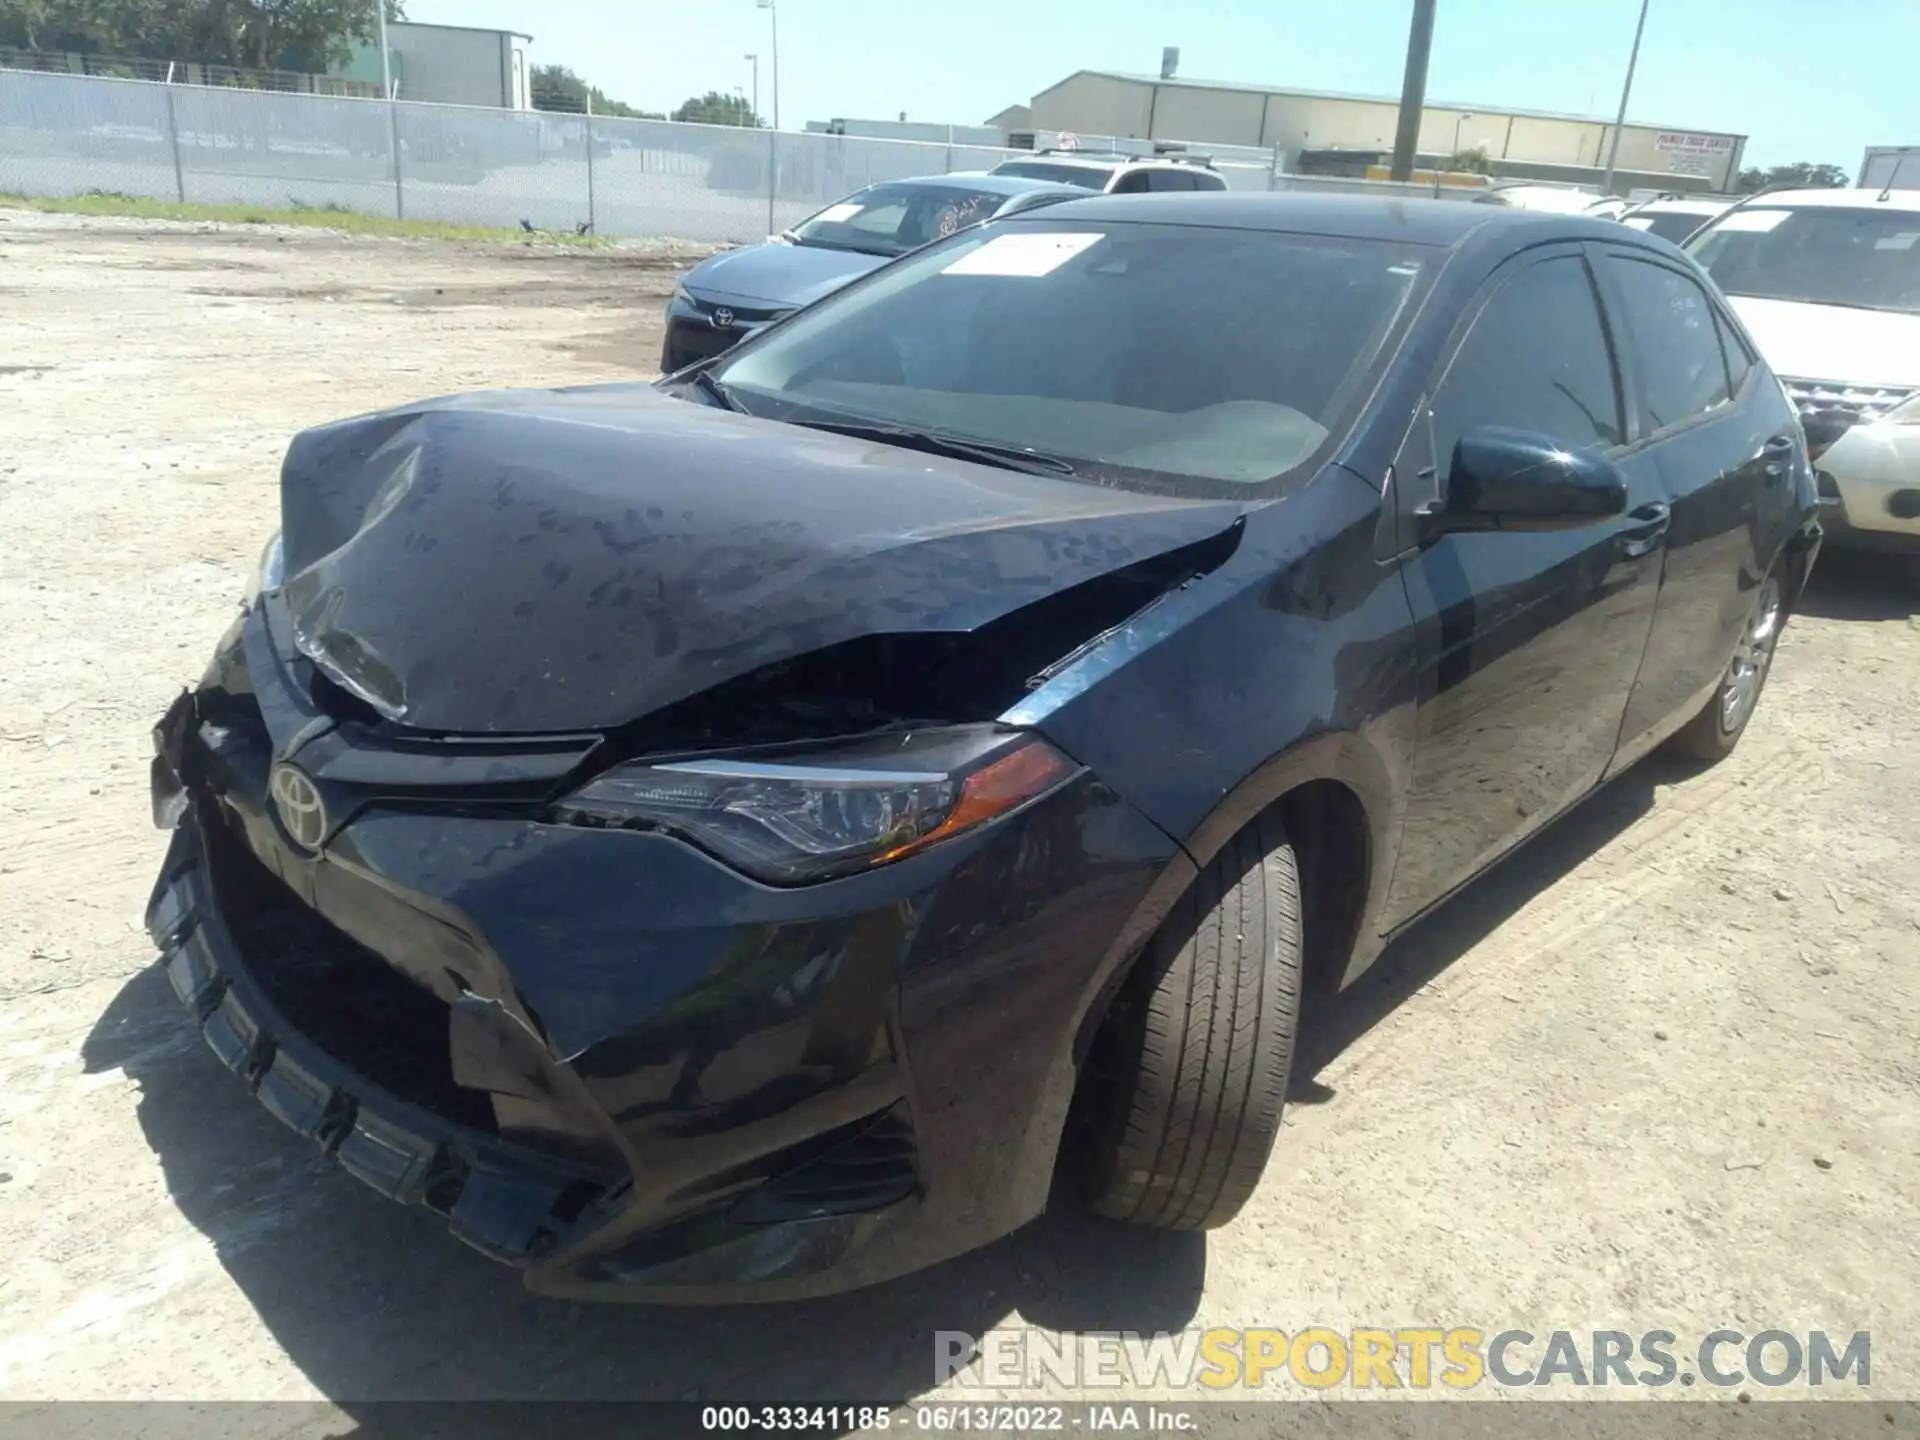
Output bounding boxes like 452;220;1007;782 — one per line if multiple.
660;172;1077;372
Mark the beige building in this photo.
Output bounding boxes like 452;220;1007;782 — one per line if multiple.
1021;70;1746;191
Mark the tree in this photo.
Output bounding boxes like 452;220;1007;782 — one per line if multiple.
529;63;660;119
1446;146;1491;175
672;90;761;128
1;0;404;73
1735;161;1848;193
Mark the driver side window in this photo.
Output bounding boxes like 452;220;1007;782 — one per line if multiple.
1427;256;1625;499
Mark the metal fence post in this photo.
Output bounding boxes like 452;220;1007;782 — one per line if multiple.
163;78;186;202
766;125;777;236
584;95;596;235
387;84;404;219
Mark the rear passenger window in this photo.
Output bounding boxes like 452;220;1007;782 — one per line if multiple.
1604;258;1732;432
1429;257;1624;491
1109;171;1152;195
1146;169;1195;192
1714;308;1754;396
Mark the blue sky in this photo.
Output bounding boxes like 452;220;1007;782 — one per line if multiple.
411;0;1916;170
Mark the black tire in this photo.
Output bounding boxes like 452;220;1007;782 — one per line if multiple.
1667;570;1785;762
1074;813;1303;1230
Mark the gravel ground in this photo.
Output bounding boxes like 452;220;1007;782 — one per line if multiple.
1;210;1916;1424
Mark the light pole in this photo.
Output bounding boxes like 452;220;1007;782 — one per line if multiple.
756;0;780;131
744;53;759;127
1601;0;1652;197
1438;110;1473;195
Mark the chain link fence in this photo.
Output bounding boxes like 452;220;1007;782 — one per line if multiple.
1;67;1473;244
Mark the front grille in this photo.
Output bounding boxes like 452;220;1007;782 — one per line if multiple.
1783;378;1914;424
688;297;786;325
202;818;498;1135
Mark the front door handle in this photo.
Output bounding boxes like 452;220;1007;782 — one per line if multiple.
1619;500;1672;558
1761;433;1796;480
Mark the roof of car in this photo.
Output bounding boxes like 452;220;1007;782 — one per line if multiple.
1732;187;1920;212
996;153;1204;171
1000;191;1634;248
887;171;1081;196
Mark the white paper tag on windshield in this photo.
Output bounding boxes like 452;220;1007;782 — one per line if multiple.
1874;232;1919;251
942;232;1103;277
1718;209;1790;233
814;202;863;223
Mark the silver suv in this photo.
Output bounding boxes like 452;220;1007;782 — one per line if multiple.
989;149;1229;193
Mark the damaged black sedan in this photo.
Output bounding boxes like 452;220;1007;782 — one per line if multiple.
148;193;1821;1302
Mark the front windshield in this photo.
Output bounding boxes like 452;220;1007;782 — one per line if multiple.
1687;206;1920;313
788;182;1018;258
715;220;1427;496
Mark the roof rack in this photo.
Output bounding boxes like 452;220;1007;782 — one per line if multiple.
1032;146;1217;168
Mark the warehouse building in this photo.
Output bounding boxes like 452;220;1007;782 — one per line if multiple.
335;22;534;109
1017;70;1746;193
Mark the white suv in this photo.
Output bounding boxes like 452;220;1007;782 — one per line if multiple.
1686;188;1920;557
989;150;1229;194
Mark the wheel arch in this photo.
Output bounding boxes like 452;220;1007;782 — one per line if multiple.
1067;727;1400;1072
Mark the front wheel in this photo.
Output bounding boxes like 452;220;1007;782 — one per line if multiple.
1071;814;1303;1230
1667;572;1785;762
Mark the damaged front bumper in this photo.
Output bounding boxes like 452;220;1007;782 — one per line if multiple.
144;609;1185;1301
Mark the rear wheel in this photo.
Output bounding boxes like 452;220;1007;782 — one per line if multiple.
1073;814;1302;1230
1667;572;1785;762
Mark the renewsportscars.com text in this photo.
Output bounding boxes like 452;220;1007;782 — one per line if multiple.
936;1327;1871;1391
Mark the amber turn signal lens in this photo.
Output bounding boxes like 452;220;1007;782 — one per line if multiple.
877;739;1075;863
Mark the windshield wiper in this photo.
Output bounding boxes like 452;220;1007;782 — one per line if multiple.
688;367;744;412
787;235;896;257
790;418;1077;475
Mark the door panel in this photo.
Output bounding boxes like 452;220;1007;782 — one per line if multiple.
1380;251;1666;931
1597;251;1790;769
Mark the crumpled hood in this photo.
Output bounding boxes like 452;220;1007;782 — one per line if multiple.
276;384;1246;734
682;241;886;308
1728;295;1920;389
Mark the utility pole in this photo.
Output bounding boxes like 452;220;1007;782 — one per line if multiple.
1389;0;1437;183
758;0;780;131
745;53;759;127
1600;0;1652;198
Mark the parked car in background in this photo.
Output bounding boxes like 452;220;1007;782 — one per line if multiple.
661;173;1077;372
1619;195;1733;245
1472;182;1619;216
989;148;1229;193
150;194;1818;1303
1686;187;1920;559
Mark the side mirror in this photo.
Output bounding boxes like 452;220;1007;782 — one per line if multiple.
1420;426;1628;537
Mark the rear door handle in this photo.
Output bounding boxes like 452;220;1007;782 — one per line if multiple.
1762;434;1796;479
1620;500;1672;558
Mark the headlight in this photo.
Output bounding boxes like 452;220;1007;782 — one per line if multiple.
553;726;1077;884
1886;391;1920;426
243;530;284;605
669;281;694;312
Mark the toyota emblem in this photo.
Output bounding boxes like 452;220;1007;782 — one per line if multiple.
711;307;735;329
270;763;329;853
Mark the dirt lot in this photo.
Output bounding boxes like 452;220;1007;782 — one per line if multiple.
1;210;1917;1418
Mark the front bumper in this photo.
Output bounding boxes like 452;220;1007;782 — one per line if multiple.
145;608;1183;1300
1810;420;1920;551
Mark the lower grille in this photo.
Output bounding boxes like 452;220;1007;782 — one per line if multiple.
663;319;744;371
729;1104;918;1224
202;817;498;1136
